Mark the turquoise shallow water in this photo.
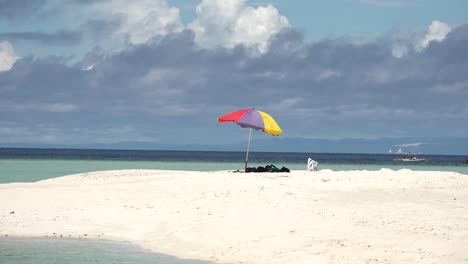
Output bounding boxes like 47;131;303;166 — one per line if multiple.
0;237;212;264
1;158;467;183
1;148;467;183
0;159;238;183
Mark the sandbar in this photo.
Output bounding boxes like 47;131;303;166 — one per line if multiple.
1;169;468;263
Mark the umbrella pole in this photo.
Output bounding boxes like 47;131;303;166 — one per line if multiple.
244;128;252;172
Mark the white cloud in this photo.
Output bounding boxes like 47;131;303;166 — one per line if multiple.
416;20;451;51
0;41;17;72
83;63;95;71
188;0;289;53
45;103;77;112
0;102;77;113
265;97;302;112
316;69;342;81
95;0;183;45
365;69;392;84
391;43;409;58
0;127;31;137
394;142;426;147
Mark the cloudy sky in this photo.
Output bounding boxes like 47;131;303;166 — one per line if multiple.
1;0;467;149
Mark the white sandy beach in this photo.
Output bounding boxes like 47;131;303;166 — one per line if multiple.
1;169;468;263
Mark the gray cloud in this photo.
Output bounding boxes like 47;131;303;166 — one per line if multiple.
0;30;82;46
0;0;46;18
1;25;467;145
66;0;109;4
81;19;122;41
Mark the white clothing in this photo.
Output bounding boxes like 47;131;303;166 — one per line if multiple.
307;158;318;171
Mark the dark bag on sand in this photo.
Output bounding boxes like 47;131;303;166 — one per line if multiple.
246;167;257;173
280;167;290;173
269;164;280;172
256;166;266;172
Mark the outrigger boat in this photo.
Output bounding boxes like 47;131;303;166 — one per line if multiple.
393;158;427;162
401;157;427;162
393;157;427;162
393;154;427;162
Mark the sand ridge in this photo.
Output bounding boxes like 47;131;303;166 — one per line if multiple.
1;169;468;263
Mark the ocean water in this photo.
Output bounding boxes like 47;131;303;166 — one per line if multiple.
0;237;212;264
0;148;467;183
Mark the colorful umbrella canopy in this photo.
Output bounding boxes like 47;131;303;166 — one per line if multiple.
218;108;283;171
218;108;283;136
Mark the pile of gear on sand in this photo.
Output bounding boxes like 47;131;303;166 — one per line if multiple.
245;164;290;173
239;158;319;173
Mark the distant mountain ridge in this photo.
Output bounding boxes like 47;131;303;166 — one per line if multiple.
1;137;467;155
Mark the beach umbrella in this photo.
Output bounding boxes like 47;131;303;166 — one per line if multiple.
218;108;283;171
